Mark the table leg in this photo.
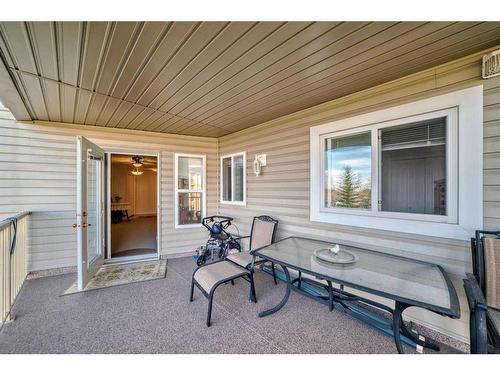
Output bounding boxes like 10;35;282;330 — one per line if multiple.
393;301;440;354
258;265;291;318
393;301;406;354
326;280;334;311
400;321;440;352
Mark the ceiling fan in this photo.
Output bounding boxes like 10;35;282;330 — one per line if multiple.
131;155;144;176
130;155;157;175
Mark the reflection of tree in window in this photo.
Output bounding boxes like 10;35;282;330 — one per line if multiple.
335;166;371;208
324;132;371;209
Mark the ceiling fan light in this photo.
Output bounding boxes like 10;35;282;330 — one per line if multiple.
133;162;143;168
131;167;143;176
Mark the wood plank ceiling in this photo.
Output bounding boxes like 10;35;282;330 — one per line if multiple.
0;21;500;137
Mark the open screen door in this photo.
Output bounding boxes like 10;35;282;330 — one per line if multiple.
76;136;105;291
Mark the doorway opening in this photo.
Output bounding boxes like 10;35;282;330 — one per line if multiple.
108;153;159;261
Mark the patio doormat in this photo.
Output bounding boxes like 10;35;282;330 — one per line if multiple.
62;259;167;295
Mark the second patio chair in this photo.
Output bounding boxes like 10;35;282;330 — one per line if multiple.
190;215;278;326
226;215;279;281
464;230;500;353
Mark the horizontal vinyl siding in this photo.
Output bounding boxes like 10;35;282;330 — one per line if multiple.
483;82;500;229
218;48;500;342
219;52;500;276
0;120;217;271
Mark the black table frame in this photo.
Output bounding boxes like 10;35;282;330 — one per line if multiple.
253;236;461;354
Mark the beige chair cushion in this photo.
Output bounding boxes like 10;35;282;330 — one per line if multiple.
194;261;247;293
250;219;276;251
484;238;500;309
226;251;254;269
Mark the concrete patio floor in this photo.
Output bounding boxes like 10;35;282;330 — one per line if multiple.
0;257;463;354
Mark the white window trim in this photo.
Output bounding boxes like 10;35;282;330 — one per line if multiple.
220;151;246;206
310;85;483;240
174;153;206;229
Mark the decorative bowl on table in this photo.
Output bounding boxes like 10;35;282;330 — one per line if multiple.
313;244;359;265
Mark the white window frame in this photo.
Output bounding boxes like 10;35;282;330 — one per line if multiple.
220;151;246;206
310;86;483;240
319;108;458;223
174;153;206;229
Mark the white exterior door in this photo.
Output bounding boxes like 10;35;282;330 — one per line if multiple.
76;136;105;290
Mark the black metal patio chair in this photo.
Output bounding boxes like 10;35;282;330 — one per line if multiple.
190;215;279;327
225;215;279;281
463;230;500;353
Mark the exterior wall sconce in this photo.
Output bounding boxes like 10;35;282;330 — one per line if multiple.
253;154;267;176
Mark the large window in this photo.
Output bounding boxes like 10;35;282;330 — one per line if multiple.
175;154;206;228
310;86;483;240
319;110;455;222
323;118;448;216
220;152;246;205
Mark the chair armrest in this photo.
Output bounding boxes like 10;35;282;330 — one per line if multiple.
463;273;488;312
464;273;489;353
226;234;251;252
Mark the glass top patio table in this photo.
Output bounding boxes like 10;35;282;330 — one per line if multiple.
254;237;460;317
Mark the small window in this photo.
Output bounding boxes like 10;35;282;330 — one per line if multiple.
175;154;205;227
324;132;371;210
220;152;246;205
